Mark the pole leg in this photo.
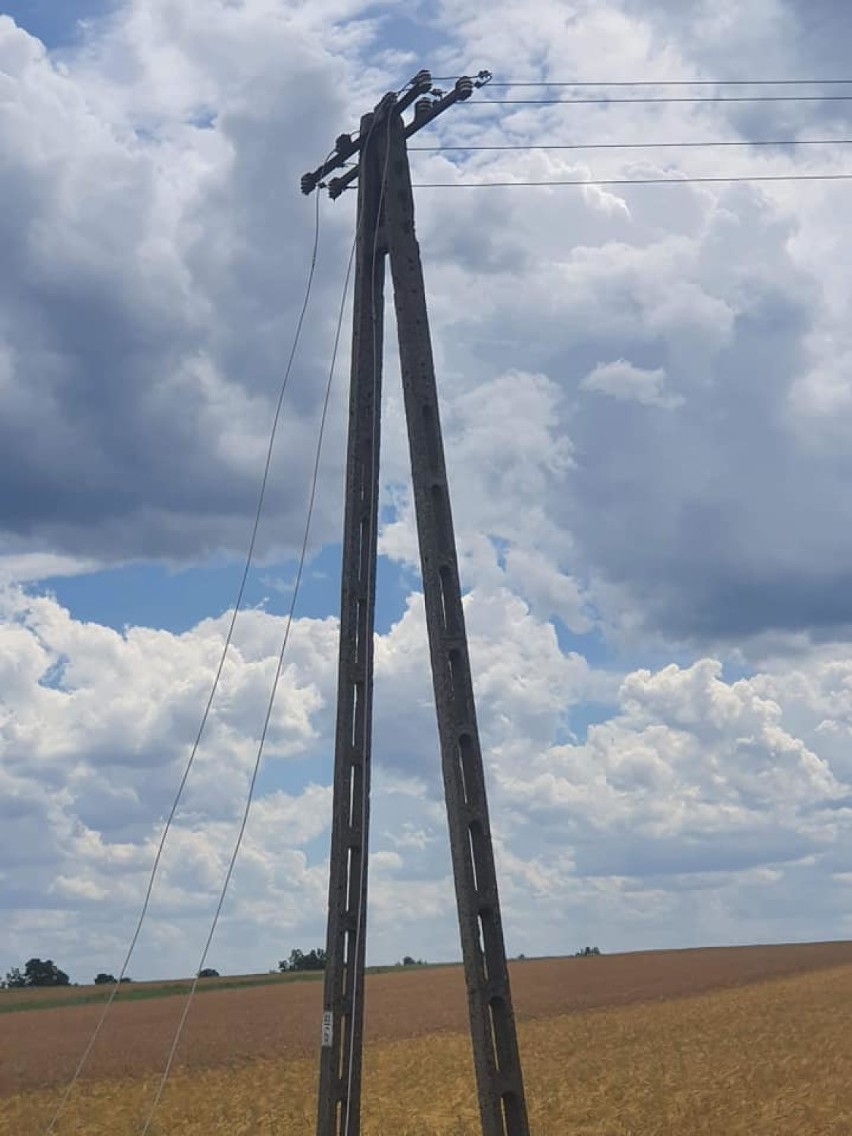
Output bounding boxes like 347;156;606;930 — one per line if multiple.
384;109;531;1136
316;112;386;1136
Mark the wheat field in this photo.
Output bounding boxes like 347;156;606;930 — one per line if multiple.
4;962;851;1136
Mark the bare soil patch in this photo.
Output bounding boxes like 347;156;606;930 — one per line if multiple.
3;940;851;1097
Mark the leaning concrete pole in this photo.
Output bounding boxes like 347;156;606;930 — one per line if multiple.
314;109;386;1136
384;106;530;1136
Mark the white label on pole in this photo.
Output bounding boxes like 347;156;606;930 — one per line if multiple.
321;1011;333;1047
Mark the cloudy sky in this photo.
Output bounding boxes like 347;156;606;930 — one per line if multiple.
2;0;852;987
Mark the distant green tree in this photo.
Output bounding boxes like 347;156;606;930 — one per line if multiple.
11;959;71;987
119;976;133;983
94;973;117;985
31;958;70;986
279;948;326;973
400;956;426;966
573;946;601;958
198;968;220;979
4;967;26;989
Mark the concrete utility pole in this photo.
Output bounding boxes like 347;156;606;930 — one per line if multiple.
303;70;530;1136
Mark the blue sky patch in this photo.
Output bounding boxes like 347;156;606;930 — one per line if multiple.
35;542;416;636
4;0;117;48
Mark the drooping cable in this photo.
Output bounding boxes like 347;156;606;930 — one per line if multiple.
138;211;359;1136
42;184;325;1136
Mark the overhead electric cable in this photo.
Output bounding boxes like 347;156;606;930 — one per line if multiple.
472;94;852;105
42;175;327;1136
411;173;852;188
139;211;360;1136
409;138;852;151
431;77;852;87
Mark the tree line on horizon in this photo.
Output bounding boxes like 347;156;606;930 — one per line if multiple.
2;946;603;989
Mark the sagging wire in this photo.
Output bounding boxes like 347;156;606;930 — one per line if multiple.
139;199;360;1136
42;179;326;1136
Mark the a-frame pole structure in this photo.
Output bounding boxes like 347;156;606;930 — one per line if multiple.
303;71;530;1136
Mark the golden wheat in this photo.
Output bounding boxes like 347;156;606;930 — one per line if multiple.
4;964;851;1135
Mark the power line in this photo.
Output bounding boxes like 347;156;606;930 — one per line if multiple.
41;176;327;1136
473;95;852;105
410;138;852;152
432;76;852;87
411;173;852;188
139;209;359;1136
490;79;852;88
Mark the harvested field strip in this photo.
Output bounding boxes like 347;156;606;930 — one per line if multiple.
0;971;312;1009
3;941;852;1097
0;975;317;1015
4;963;852;1135
0;963;445;1014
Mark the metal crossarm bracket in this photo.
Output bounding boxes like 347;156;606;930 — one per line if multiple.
301;71;487;200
